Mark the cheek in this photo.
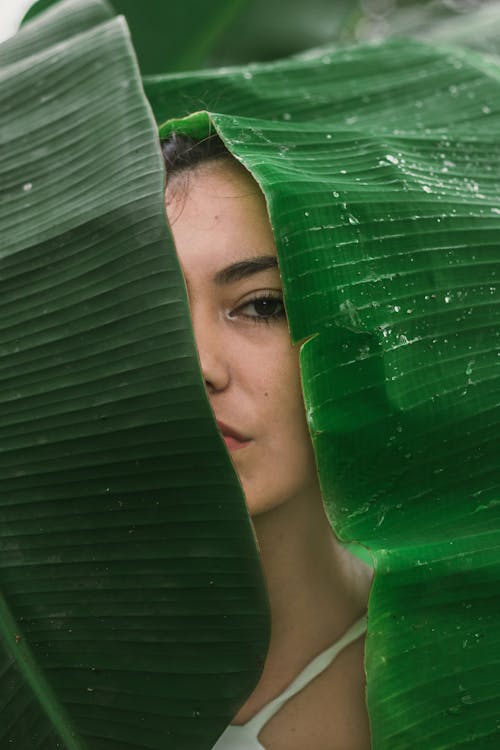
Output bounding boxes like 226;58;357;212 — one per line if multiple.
258;342;312;454
232;337;321;516
246;345;319;514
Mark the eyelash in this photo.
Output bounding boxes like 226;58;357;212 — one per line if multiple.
230;292;286;325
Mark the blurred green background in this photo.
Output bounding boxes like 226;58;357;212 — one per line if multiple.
14;0;500;73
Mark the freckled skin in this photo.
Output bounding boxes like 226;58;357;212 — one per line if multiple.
165;161;319;516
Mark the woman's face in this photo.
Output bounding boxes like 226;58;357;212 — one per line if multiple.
165;159;320;516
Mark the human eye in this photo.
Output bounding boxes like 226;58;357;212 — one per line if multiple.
230;291;286;324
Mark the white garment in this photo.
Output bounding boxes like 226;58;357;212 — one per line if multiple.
211;614;367;750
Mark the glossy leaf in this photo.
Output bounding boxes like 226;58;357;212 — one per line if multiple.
156;39;500;748
0;2;268;748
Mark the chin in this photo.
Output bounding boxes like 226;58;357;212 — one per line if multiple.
243;486;290;518
243;473;322;519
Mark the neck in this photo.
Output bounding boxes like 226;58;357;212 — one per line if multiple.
254;486;371;656
235;484;372;718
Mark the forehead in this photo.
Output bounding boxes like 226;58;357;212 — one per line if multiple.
165;161;277;275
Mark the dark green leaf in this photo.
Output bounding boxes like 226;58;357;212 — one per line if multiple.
0;3;268;748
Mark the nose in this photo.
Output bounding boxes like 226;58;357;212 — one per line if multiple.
191;311;230;393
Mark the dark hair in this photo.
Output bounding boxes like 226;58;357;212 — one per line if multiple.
160;132;231;178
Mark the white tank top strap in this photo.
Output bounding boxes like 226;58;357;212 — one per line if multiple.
243;613;367;736
210;724;266;750
211;614;367;750
212;613;367;750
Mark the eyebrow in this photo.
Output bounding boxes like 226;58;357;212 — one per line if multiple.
214;255;279;285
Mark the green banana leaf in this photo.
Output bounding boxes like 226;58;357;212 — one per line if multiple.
0;2;268;749
155;39;500;749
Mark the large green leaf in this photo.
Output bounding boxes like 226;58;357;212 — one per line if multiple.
0;2;268;748
156;40;500;748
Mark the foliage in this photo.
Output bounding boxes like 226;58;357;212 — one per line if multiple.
0;3;268;748
22;0;500;72
156;38;500;746
2;0;500;748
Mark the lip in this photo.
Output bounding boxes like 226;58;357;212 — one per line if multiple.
216;420;252;452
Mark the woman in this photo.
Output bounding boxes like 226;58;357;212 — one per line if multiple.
162;132;373;750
